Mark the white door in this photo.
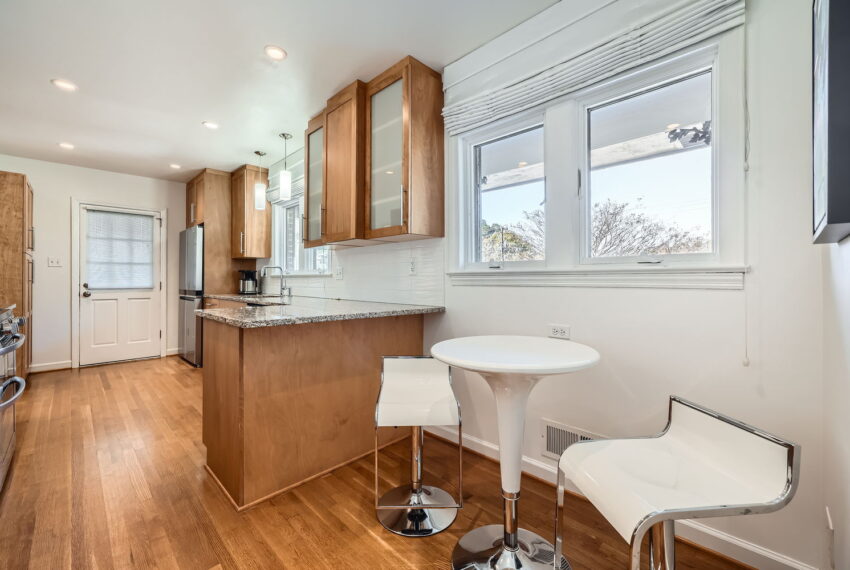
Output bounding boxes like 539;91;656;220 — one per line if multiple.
79;206;162;366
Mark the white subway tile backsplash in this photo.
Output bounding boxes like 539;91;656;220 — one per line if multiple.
265;239;445;306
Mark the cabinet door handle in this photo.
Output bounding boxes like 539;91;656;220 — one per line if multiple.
190;203;195;223
302;215;308;242
30;227;34;250
240;231;244;254
321;207;326;235
400;185;408;223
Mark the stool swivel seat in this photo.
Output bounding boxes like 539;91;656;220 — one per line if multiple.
555;396;801;570
374;356;463;537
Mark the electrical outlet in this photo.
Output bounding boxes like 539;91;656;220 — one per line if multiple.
549;324;570;340
334;265;344;280
408;258;416;276
47;257;62;267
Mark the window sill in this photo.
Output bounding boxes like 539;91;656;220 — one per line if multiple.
447;265;749;290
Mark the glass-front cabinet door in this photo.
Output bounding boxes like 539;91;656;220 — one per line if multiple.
304;113;325;248
368;78;404;234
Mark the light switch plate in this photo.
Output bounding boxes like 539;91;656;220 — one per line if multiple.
334;265;344;280
47;257;62;267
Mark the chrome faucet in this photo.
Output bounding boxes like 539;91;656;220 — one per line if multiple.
260;265;290;300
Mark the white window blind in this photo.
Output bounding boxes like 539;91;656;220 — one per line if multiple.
442;0;745;135
86;210;154;289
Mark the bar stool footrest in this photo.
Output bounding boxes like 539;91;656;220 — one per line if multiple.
376;485;458;537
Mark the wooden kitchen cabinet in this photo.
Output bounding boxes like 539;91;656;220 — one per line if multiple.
0;171;34;378
231;165;271;259
186;173;205;227
365;56;444;240
323;80;368;246
303;112;325;248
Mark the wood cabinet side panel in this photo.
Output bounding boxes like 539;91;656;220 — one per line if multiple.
194;175;206;225
202;320;244;504
240;315;423;504
408;61;445;238
185;179;195;227
0;172;26;311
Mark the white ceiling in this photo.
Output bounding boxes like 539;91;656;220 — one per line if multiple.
0;0;557;183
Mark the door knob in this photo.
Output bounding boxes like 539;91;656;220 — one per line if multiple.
82;291;91;298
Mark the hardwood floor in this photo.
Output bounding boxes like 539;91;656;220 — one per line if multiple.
0;357;750;569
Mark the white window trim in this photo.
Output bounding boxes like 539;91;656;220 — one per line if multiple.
271;193;331;277
461;114;546;271
448;29;747;290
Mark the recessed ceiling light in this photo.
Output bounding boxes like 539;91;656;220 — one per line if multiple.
51;78;78;92
666;123;680;131
170;164;181;169
264;45;287;61
385;170;394;175
202;121;219;130
518;161;528;167
58;142;75;150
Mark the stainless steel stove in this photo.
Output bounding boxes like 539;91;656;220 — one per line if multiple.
0;305;27;492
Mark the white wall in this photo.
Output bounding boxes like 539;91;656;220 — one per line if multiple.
424;1;827;568
823;237;850;570
0;154;185;370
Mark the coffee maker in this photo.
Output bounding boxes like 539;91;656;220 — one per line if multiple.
238;270;258;295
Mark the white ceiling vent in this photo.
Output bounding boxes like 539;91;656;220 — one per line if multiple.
539;419;600;460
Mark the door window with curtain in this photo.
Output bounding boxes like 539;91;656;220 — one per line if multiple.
86;210;154;289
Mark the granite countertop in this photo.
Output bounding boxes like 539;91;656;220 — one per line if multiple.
205;293;288;306
196;296;445;328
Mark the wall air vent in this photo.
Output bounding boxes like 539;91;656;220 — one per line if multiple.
539;419;599;460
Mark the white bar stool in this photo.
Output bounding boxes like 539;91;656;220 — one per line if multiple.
555;396;801;570
374;356;463;537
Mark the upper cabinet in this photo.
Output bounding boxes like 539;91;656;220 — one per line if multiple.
365;56;444;240
304;112;325;248
302;57;444;249
186;173;205;227
323;80;368;245
231;165;271;259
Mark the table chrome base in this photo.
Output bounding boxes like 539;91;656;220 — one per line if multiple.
376;485;458;537
451;525;571;570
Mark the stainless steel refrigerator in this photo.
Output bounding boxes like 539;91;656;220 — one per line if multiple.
179;226;203;366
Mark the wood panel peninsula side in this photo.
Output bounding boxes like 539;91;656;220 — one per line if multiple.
196;297;444;510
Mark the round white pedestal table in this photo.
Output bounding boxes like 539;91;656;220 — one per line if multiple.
431;335;600;570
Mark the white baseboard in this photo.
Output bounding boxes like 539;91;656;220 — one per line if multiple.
29;360;72;373
166;347;180;356
426;426;817;570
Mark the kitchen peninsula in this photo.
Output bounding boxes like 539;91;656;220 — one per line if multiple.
196;296;444;510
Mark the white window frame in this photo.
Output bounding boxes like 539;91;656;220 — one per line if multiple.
271;193;331;276
461;115;546;271
449;29;746;289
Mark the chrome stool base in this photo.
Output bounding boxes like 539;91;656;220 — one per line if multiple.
451;525;571;570
377;485;458;537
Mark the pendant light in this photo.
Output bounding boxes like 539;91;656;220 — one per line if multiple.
253;150;267;210
267;132;293;204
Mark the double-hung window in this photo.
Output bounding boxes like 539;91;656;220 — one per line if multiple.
454;32;745;285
